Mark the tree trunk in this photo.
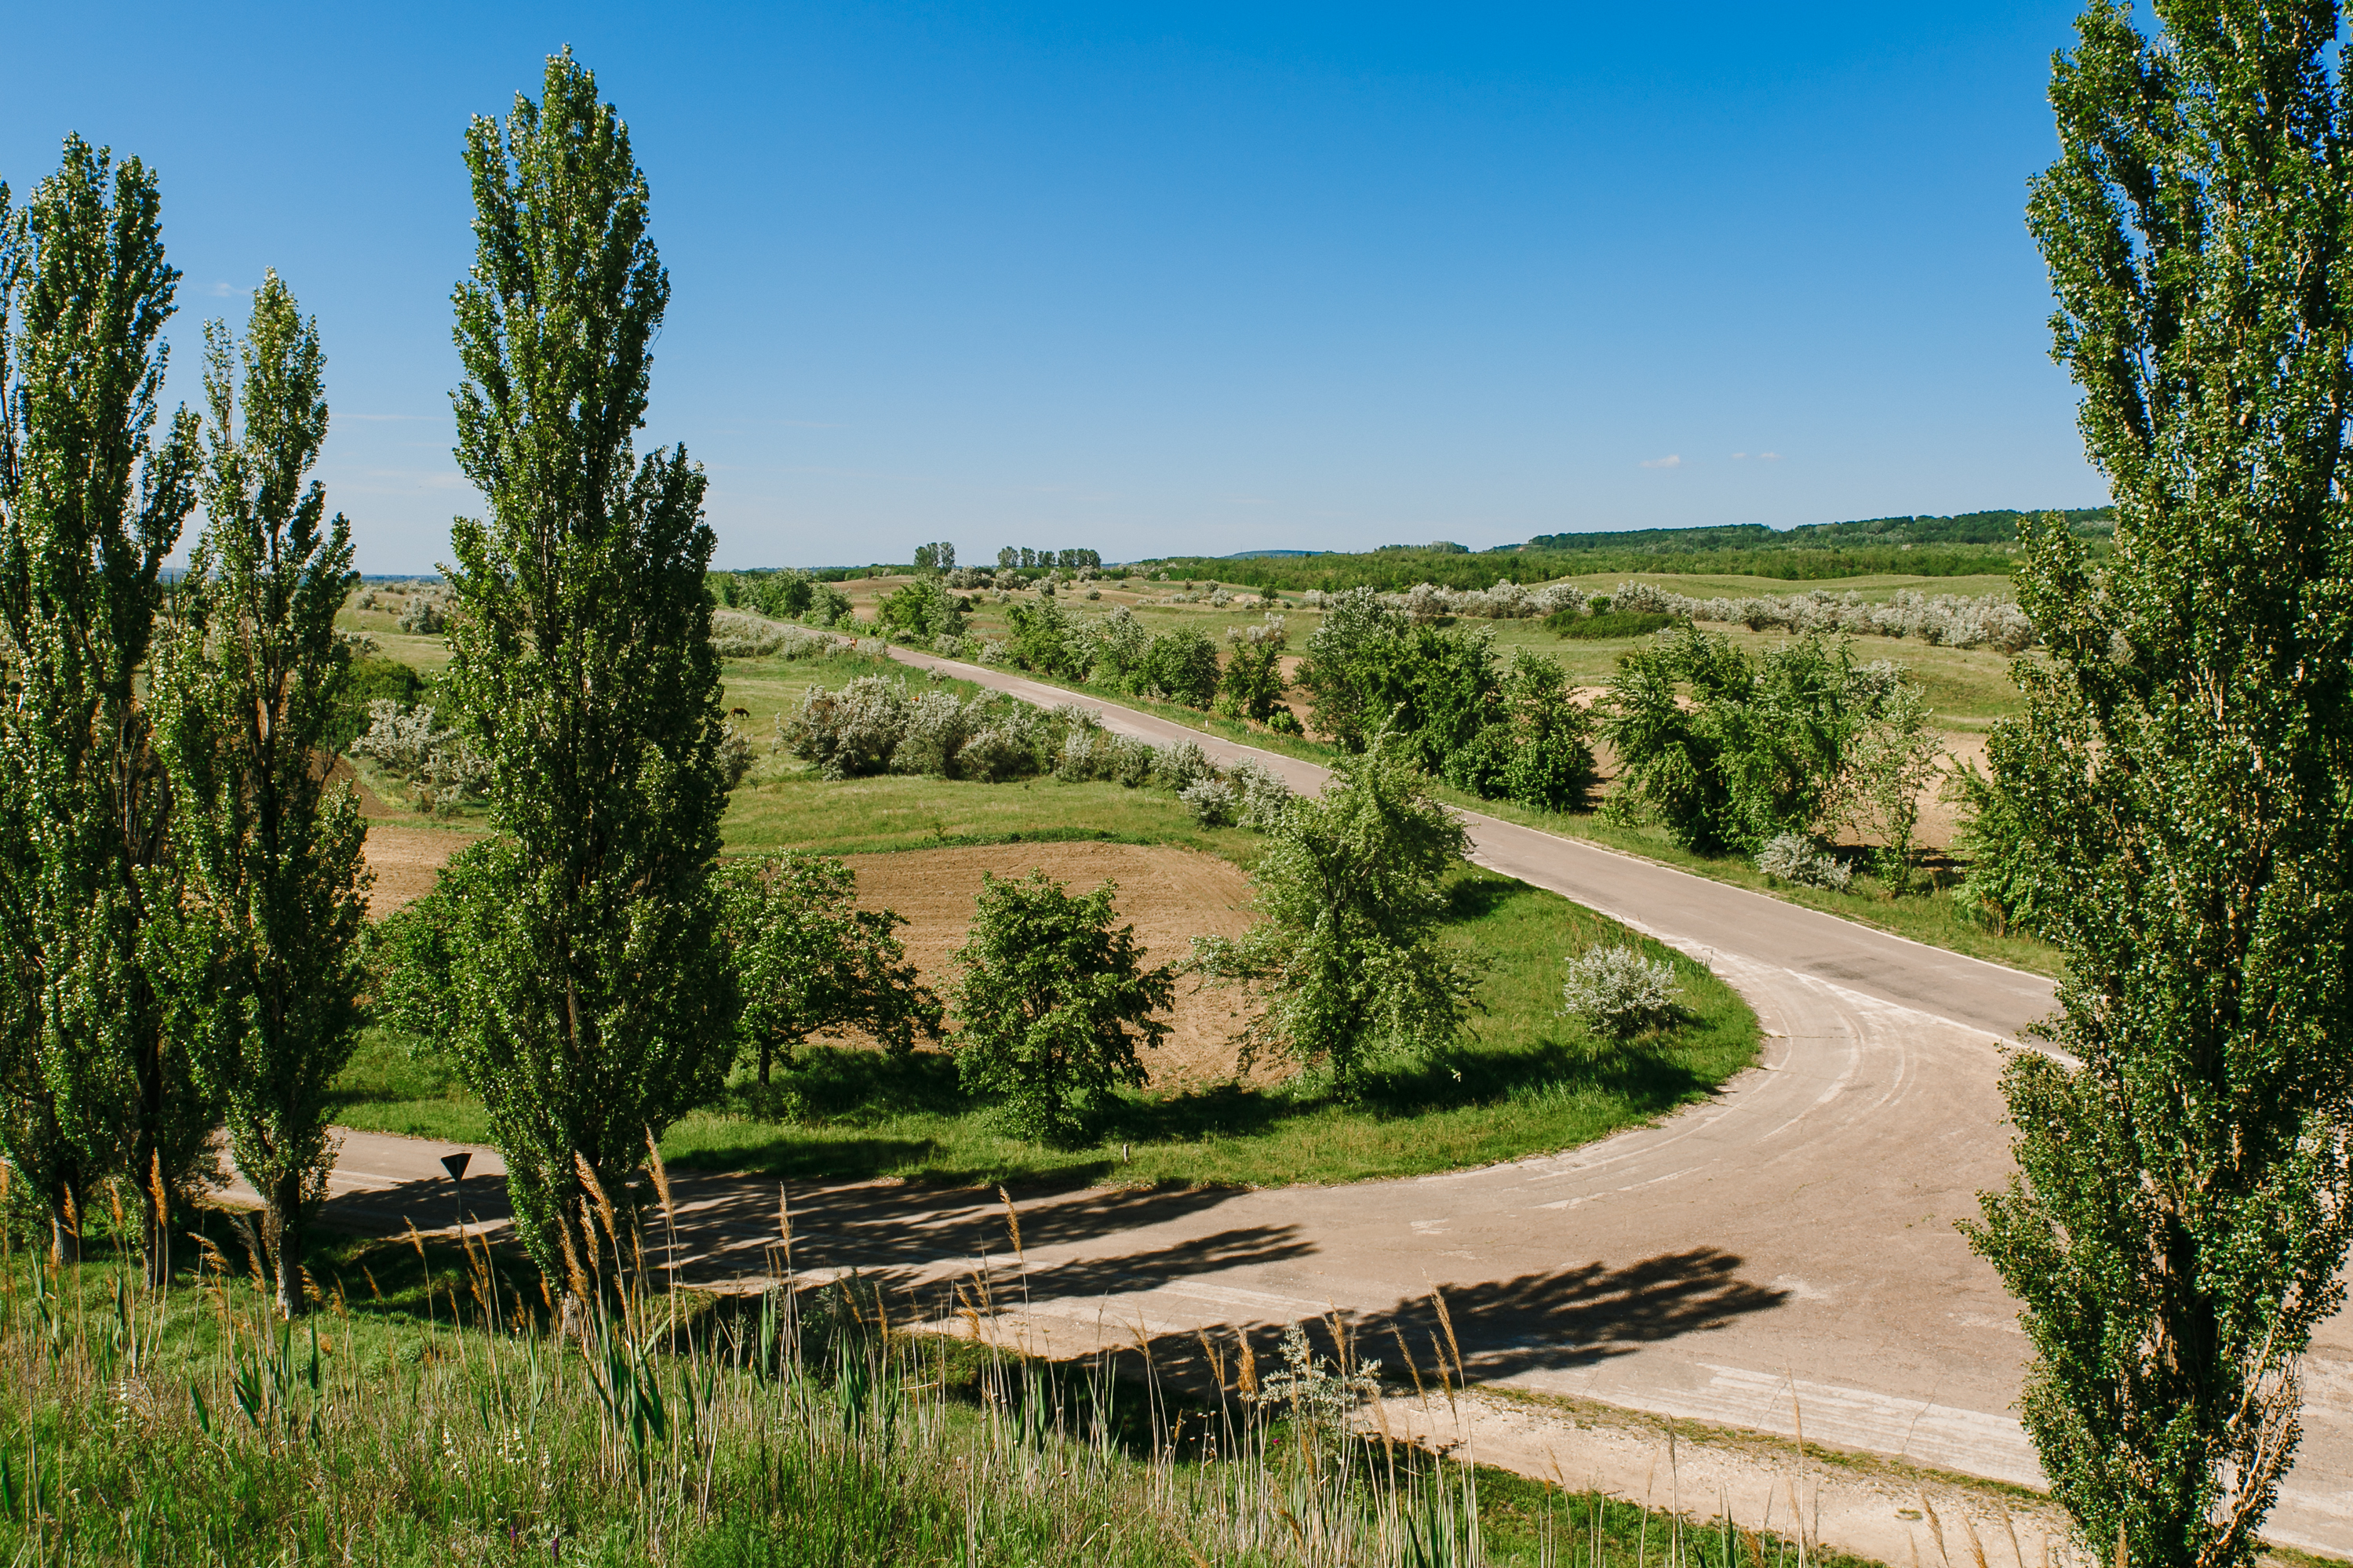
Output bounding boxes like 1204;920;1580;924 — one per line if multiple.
46;1172;79;1267
759;1036;774;1088
270;1172;308;1318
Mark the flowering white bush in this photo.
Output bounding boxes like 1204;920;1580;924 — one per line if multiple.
351;702;489;803
1754;831;1854;891
1560;944;1681;1042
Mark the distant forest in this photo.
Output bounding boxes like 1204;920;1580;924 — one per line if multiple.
1124;508;2111;592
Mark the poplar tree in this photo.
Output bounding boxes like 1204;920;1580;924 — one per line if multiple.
0;140;201;1275
439;53;735;1298
1961;5;2353;1563
150;274;366;1316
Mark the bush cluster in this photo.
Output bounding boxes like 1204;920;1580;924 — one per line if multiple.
1559;945;1681;1042
350;700;490;809
1285;577;2038;652
1294;588;1598;814
778;676;1295;826
1600;625;1940;886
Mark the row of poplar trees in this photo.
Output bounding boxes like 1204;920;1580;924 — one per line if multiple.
0;50;737;1319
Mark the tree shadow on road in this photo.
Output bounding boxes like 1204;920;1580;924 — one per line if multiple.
1092;1246;1788;1395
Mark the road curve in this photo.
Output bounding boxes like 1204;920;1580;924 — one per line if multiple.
284;647;2351;1554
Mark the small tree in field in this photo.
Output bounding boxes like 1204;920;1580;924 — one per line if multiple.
715;853;941;1087
436;53;738;1302
149;274;368;1317
1960;6;2353;1564
1189;740;1482;1086
0;141;203;1275
950;871;1172;1144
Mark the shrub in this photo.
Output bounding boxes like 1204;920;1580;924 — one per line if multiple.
895;689;980;777
1753;832;1852;891
328;655;428;754
1228;758;1294;830
1179;776;1239;826
1551;608;1678;640
1108;734;1156;788
1601;626;1923;857
1560;945;1681;1042
1142;628;1222;708
1218;617;1288;721
396;596;446;634
874;579;967;645
1154;740;1216;792
1005;599;1090;679
949;871;1175;1144
780;677;911;779
1086;606;1150;693
351;701;490;805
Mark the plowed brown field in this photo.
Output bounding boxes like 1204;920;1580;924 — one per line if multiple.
351;828;1265;1086
841;842;1259;1086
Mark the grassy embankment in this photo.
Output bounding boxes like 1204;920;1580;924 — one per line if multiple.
0;1234;1869;1568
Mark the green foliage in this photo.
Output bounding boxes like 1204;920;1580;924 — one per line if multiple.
1295;588;1492;771
326;655;426;754
949;871;1174;1144
1216;619;1289;722
1954;7;2353;1563
1131;529;2046;593
1190;744;1482;1086
1444;650;1598;814
1549;608;1677;640
1004;598;1091;679
1084;604;1151;693
713;853;942;1086
148;274;367;1315
1599;627;1928;864
0;137;205;1274
437;52;738;1294
1141;626;1221;708
872;578;967;646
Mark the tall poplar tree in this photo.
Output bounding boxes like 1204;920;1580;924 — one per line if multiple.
150;273;367;1316
1961;5;2353;1563
439;52;735;1297
0;140;201;1275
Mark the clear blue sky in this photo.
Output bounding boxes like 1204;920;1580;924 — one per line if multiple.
2;3;2105;573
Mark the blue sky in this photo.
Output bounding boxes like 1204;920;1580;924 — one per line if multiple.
2;3;2104;573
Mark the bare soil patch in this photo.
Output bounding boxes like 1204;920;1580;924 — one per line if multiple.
840;842;1261;1087
361;824;478;916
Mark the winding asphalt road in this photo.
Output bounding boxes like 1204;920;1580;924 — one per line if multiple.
290;649;2353;1555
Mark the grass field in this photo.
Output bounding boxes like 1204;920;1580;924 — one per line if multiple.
0;1237;1860;1568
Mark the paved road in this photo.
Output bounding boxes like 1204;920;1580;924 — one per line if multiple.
279;649;2353;1554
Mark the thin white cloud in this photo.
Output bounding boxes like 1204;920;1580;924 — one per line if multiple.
1758;451;1783;461
1640;453;1683;470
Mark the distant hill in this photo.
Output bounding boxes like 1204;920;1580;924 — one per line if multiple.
1223;549;1326;559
